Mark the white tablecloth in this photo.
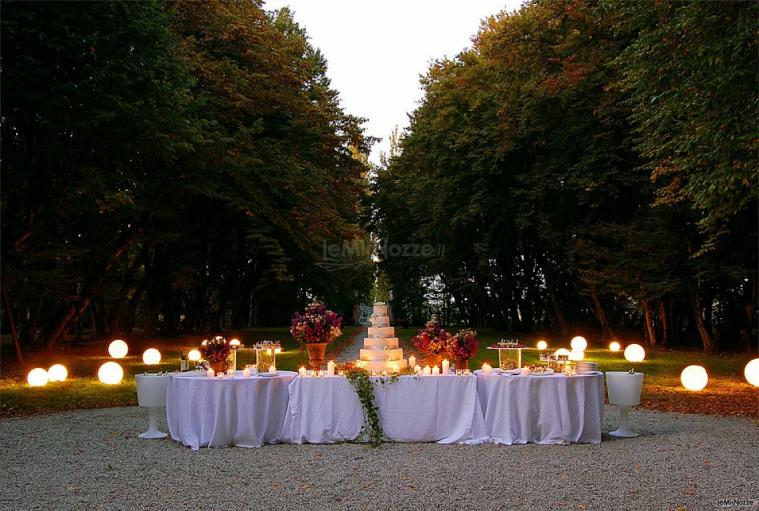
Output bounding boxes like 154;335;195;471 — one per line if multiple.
166;371;296;450
475;370;604;444
280;374;488;444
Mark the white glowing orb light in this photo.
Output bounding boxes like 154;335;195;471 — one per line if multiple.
609;341;621;352
624;344;646;363
229;338;241;347
569;349;585;361
142;348;161;365
188;349;201;362
27;368;49;387
536;340;548;351
554;348;571;358
570;336;588;352
680;365;708;391
98;362;123;385
745;359;759;387
108;339;129;359
274;348;282;354
48;364;68;382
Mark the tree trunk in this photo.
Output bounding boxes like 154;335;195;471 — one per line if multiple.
688;280;716;355
545;276;569;335
642;300;657;348
657;300;669;346
46;228;136;350
2;284;24;364
589;285;615;340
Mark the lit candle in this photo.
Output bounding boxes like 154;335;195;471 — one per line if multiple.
409;356;416;368
432;366;440;375
482;363;493;374
299;366;307;376
327;360;336;376
414;365;421;374
424;366;431;375
311;370;317;377
520;367;530;376
268;364;276;374
442;359;449;375
207;368;215;378
242;367;251;378
226;368;235;377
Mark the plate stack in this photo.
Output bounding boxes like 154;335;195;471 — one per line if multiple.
576;361;598;374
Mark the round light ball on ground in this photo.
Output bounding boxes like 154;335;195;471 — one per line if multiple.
98;362;123;384
554;348;571;357
570;336;587;351
624;344;646;363
609;341;621;352
680;365;708;391
108;339;128;358
569;349;585;361
188;349;201;362
743;358;759;387
27;368;49;387
536;340;548;350
142;348;161;365
229;338;241;347
47;364;68;382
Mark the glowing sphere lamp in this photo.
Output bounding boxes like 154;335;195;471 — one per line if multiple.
624;344;646;363
48;364;68;382
142;348;161;365
554;348;571;358
108;339;129;359
98;362;123;385
536;340;548;351
609;341;621;352
27;368;49;387
680;365;708;391
188;349;201;362
570;336;588;352
745;359;759;387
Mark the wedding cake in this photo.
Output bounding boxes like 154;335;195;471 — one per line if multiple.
356;303;407;373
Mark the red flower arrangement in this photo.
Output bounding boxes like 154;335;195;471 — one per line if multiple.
451;329;479;359
290;301;343;344
411;319;454;357
199;336;232;363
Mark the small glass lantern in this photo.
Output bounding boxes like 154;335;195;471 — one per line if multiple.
254;340;281;372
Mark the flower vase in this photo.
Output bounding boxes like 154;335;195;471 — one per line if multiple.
306;342;328;371
456;357;470;371
210;360;228;375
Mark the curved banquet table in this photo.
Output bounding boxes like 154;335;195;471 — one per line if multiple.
474;370;605;445
166;370;296;450
280;374;488;445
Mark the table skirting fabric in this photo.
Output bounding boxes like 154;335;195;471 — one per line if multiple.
475;370;605;445
166;371;296;450
280;374;489;445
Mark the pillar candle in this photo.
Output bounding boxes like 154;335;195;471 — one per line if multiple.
242;368;251;378
299;366;307;376
482;363;493;374
268;364;276;374
520;367;530;376
414;365;421;374
327;360;336;376
423;366;431;375
432;366;440;375
442;359;449;375
408;356;416;369
226;368;235;377
207;368;215;378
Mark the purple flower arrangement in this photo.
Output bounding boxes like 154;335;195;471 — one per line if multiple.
290;301;343;344
199;336;232;363
451;329;479;359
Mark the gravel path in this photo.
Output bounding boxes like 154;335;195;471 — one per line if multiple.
337;327;368;362
1;407;756;510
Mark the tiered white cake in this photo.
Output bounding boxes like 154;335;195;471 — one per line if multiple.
356;303;407;373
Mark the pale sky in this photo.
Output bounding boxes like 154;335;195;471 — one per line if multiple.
265;0;524;164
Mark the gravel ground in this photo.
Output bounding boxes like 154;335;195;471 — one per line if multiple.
1;406;757;511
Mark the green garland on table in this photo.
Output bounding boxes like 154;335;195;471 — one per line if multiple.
342;366;416;447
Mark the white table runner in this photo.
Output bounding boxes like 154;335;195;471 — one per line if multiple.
166;370;296;450
475;370;605;444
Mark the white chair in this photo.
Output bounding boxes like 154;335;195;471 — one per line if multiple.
135;373;171;439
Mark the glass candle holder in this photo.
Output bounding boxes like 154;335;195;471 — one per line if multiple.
255;348;277;373
498;348;522;370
